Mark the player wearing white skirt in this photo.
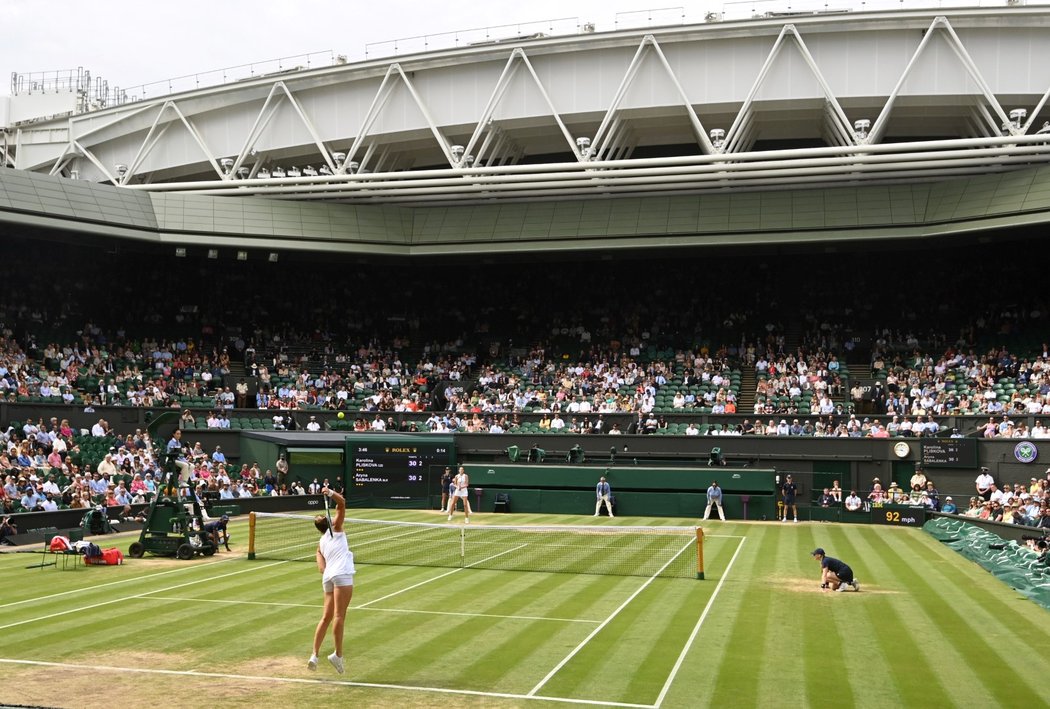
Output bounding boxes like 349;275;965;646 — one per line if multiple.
448;466;472;523
309;489;355;674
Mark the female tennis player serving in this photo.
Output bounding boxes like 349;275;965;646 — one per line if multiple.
309;488;355;674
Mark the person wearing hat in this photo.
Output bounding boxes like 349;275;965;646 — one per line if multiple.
812;548;860;592
203;513;231;551
780;474;798;523
941;496;958;514
976;467;995;501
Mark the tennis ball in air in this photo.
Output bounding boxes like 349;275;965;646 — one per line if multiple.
337;412;345;419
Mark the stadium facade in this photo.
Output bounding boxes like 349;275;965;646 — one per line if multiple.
1;5;1049;256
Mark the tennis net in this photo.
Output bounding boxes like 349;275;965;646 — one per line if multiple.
248;512;704;579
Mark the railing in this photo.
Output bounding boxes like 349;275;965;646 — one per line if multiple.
364;17;581;59
114;50;339;104
9;1;1046;114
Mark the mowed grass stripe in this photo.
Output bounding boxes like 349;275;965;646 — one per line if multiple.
819;530;900;709
534;537;734;702
358;570;601;690
849;528;1023;706
799;525;856;709
532;578;707;702
454;598;593;690
832;526;957;708
704;527;779;707
0;556;276;640
0;551;240;610
900;527;1050;644
622;542;738;704
753;525;810;706
859;527;1044;704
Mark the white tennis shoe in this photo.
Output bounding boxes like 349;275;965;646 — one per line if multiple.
307;654;318;670
328;652;345;674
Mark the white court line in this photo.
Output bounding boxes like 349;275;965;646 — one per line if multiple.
0;559;288;633
0;524;331;613
356;543;529;609
143;595;601;624
653;536;747;708
265;525;435;560
527;536;696;698
0;658;656;709
0;550;238;611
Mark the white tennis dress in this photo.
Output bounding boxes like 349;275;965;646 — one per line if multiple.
319;530;356;584
454;472;469;497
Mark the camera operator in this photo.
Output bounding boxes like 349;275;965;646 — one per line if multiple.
0;515;18;545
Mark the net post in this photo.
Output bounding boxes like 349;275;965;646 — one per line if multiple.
696;526;705;580
248;511;256;560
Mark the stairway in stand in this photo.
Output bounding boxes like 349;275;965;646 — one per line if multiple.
782;320;804;359
737;363;757;414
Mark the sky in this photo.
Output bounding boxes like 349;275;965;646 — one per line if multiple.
0;0;973;97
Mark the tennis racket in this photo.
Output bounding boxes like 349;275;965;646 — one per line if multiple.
323;489;334;536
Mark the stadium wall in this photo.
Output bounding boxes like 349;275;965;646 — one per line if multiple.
462;463;777;519
5;401;1047;505
4;165;1050;254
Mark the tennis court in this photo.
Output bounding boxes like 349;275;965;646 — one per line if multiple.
2;511;1048;708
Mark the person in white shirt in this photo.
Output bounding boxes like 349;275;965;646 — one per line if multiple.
90;419;108;437
975;468;995;500
447;466;472;523
309;489;355;675
989;484;1005;505
844;491;863;512
685;423;699;436
306;416;322;432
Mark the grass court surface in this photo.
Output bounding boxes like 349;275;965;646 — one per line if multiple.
1;510;1048;708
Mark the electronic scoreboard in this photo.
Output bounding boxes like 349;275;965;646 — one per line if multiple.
920;438;977;468
344;434;455;505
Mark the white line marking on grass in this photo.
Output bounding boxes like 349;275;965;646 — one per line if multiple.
0;560;288;633
360;606;600;624
356;543;529;609
146;596;322;610
143;595;601;624
652;536;747;709
0;530;323;612
0;658;656;709
527;537;696;698
0;553;235;611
